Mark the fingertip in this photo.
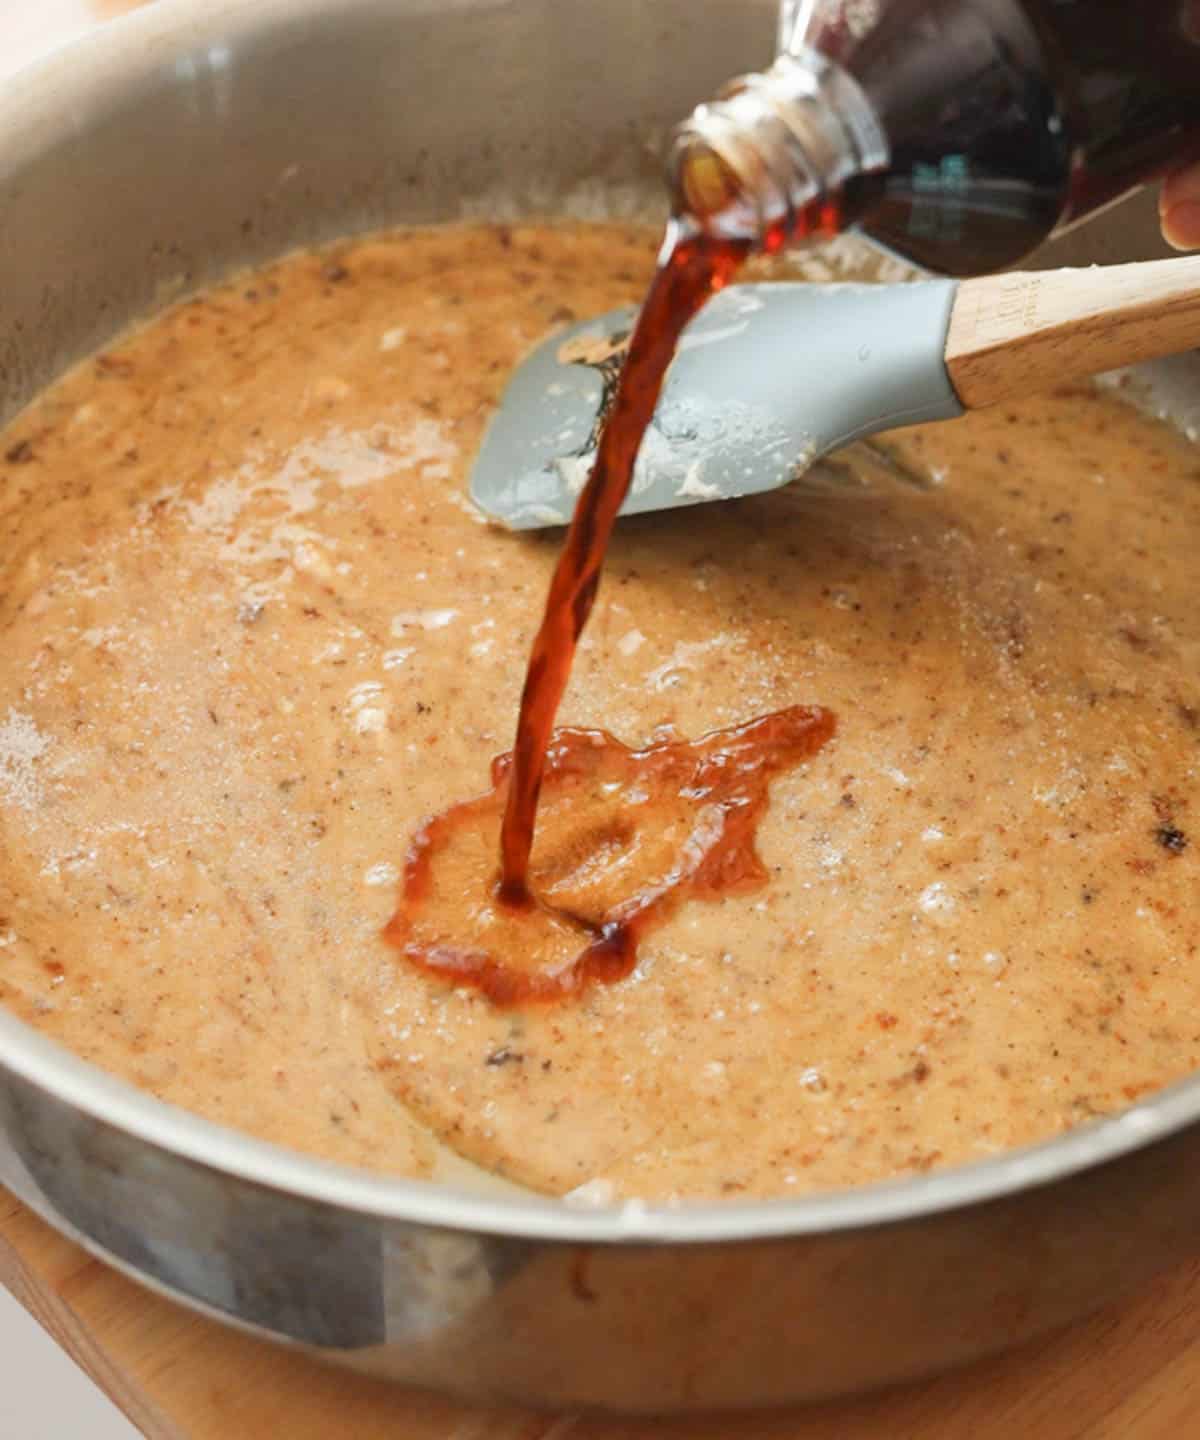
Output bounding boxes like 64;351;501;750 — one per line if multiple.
1162;201;1200;251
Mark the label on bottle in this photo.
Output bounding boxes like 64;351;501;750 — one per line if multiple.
907;154;969;244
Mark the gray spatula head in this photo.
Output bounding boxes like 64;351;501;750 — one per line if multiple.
470;280;965;530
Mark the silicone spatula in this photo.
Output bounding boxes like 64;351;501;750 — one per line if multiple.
470;255;1200;529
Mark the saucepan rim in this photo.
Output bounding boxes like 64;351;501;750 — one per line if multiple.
0;0;1196;1249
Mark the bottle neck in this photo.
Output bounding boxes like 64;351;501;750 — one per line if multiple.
668;49;888;249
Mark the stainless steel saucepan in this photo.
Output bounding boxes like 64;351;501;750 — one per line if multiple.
2;0;1200;1414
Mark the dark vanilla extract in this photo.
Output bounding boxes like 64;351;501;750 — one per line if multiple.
386;222;835;1003
385;708;834;1005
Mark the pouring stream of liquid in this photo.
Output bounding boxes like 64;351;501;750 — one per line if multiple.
386;219;837;1004
497;222;750;901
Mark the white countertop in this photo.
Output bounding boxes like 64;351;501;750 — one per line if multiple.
0;1286;137;1439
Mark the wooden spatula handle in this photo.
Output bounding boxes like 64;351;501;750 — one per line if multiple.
944;255;1200;409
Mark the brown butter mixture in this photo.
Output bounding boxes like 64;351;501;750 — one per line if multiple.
1;223;1199;1201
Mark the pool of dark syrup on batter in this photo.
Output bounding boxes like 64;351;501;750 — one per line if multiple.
385;220;837;1004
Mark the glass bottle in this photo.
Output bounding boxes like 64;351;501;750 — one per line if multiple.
670;0;1200;274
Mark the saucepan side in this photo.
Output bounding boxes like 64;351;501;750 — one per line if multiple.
2;0;1200;1413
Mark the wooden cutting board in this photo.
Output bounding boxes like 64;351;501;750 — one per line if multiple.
5;1190;1200;1439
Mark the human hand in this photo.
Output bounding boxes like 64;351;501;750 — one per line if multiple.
1161;164;1200;250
